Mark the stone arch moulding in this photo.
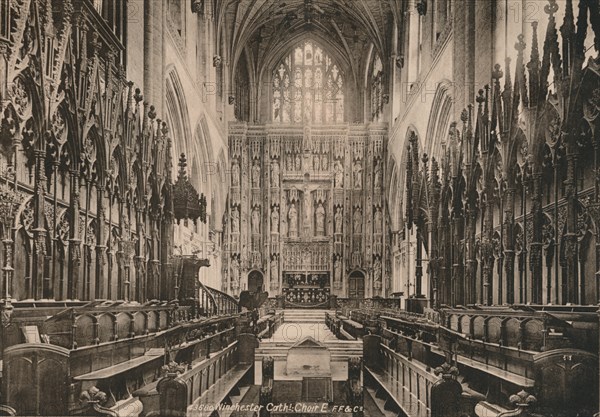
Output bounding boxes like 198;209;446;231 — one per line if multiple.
165;67;193;161
424;80;454;161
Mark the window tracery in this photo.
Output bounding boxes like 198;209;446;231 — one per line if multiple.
272;40;344;124
371;54;384;122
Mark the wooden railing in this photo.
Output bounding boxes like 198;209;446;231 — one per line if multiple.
363;334;473;417
349;305;600;417
145;333;258;416
256;311;284;338
1;285;242;416
199;283;239;316
44;302;187;350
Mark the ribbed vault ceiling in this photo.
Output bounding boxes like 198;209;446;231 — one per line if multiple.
220;0;403;81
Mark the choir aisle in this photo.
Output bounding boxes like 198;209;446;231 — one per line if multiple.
224;309;391;417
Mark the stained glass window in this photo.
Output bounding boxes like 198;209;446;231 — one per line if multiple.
371;54;384;122
272;40;344;124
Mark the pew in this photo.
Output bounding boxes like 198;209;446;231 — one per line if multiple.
2;304;238;416
145;333;258;416
362;334;472;417
354;305;599;417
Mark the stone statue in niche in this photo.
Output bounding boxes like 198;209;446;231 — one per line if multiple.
334;257;342;282
286;153;292;171
271;207;279;233
374;207;382;234
252;161;261;188
374;161;382;189
295;153;301;171
230;257;240;286
315;202;325;235
353;159;362;188
251;207;261;234
373;258;382;282
334;161;343;188
353;207;362;234
271;259;278;282
231;207;240;233
306;250;313;269
281;198;288;236
288;203;298;237
321;153;329;170
304;194;311;228
313;153;320;171
231;160;240;187
334;207;343;234
271;160;280;187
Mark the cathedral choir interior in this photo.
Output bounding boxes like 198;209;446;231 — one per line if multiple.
0;0;599;416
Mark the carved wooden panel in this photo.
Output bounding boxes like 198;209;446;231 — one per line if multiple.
459;316;471;335
2;344;70;416
97;313;115;343
487;317;502;344
473;316;485;340
75;314;95;347
524;319;544;350
505;318;521;347
116;313;131;340
533;349;598;415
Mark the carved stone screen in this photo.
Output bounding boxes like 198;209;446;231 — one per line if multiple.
225;123;389;300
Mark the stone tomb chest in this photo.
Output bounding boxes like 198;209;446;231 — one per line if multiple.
285;336;331;376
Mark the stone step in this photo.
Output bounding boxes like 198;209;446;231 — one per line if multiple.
259;340;362;346
256;348;361;355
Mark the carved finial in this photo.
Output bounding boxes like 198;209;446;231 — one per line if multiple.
62;0;74;18
515;34;526;54
434;362;459;379
504;56;513;90
89;31;100;57
79;386;108;406
416;0;427;16
161;361;186;378
492;64;504;81
530;22;540;60
476;89;486;110
161;121;169;135
545;0;559;17
461;108;468;124
179;153;188;175
509;390;537;408
148;105;156;120
134;88;143;104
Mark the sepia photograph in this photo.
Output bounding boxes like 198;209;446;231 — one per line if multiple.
0;0;597;416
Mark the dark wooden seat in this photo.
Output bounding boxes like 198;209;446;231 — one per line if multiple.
342;318;364;339
344;319;364;329
74;349;164;381
364;366;429;417
189;364;251;413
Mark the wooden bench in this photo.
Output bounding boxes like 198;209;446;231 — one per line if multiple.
144;334;260;417
364;365;429;417
365;341;471;417
342;319;364;339
189;363;252;414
